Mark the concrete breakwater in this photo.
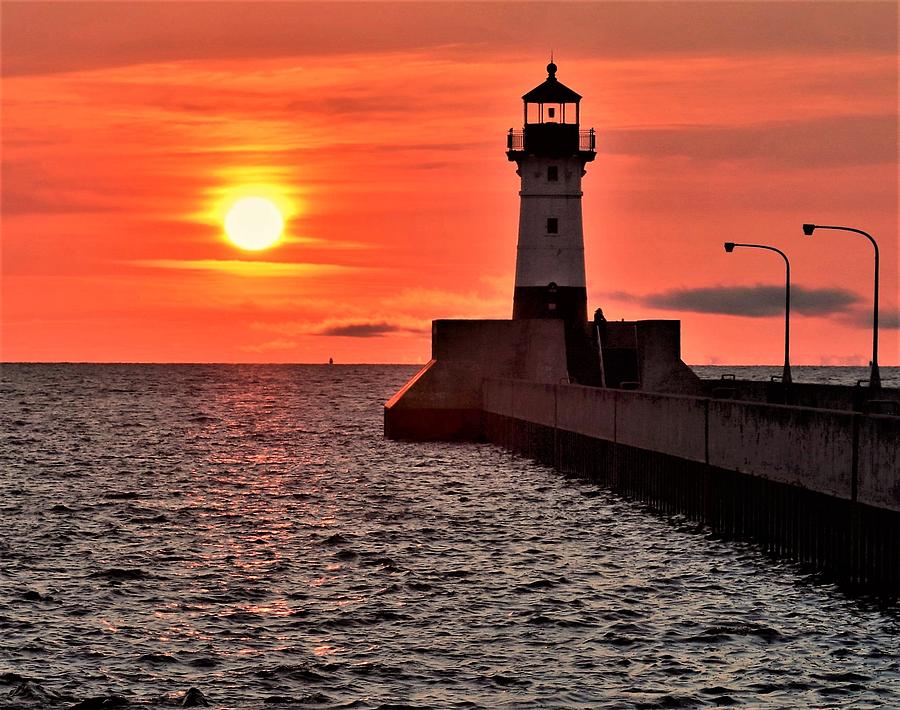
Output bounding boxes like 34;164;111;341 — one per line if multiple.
482;378;900;594
384;322;899;592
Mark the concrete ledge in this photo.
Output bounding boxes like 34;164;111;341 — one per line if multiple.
700;378;900;411
385;360;483;440
385;360;437;410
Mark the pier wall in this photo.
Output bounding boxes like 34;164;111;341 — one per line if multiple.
482;378;900;592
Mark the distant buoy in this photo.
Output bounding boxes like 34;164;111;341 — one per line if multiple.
328;357;334;365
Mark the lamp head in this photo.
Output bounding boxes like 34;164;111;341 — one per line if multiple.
802;223;816;236
724;242;735;253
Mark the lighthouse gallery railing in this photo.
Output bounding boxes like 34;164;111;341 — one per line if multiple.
507;128;596;152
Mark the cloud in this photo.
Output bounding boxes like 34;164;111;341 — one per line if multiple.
863;308;900;330
883;310;900;329
381;286;509;319
603;114;897;168
831;307;899;332
3;3;896;77
612;284;861;317
1;160;121;215
240;339;297;353
249;317;428;339
317;321;427;338
318;321;412;338
129;259;358;277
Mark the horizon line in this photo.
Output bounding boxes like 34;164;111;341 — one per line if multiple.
2;361;898;367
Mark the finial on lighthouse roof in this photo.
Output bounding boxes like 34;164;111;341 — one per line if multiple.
521;55;581;103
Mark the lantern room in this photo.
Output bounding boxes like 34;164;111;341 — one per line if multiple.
522;62;581;125
508;62;595;159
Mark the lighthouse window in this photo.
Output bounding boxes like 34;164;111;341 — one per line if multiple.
547;218;558;234
547;166;558;182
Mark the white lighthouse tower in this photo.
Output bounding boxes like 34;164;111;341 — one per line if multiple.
507;61;595;325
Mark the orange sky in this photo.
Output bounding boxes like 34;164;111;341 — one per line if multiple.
2;2;897;364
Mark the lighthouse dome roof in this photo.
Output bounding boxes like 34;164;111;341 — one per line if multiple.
522;64;582;103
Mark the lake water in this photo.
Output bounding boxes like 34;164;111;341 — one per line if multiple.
1;364;898;708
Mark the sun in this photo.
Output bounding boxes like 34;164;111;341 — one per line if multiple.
224;196;284;251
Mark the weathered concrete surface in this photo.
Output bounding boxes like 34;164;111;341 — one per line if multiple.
385;320;567;440
707;401;854;499
482;377;516;419
508;381;557;427
858;414;900;512
634;321;704;395
430;320;568;382
384;360;484;440
616;392;707;463
598;320;702;395
555;384;616;441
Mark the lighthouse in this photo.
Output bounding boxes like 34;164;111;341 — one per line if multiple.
385;61;702;439
507;61;595;324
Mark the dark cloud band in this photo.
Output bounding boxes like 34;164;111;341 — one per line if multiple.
614;284;861;317
318;322;403;338
603;115;897;168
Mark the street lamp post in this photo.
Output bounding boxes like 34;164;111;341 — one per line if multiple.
724;242;792;386
802;223;880;390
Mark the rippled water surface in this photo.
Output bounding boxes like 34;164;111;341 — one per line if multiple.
1;365;898;708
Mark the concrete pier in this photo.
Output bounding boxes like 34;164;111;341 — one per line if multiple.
482;378;900;593
384;319;568;440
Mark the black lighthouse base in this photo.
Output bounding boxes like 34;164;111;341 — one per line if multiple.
512;285;587;322
512;285;598;385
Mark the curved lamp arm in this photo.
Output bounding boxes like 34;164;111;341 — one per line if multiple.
803;223;880;390
723;242;792;386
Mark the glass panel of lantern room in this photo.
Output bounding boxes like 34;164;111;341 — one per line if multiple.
526;102;542;124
